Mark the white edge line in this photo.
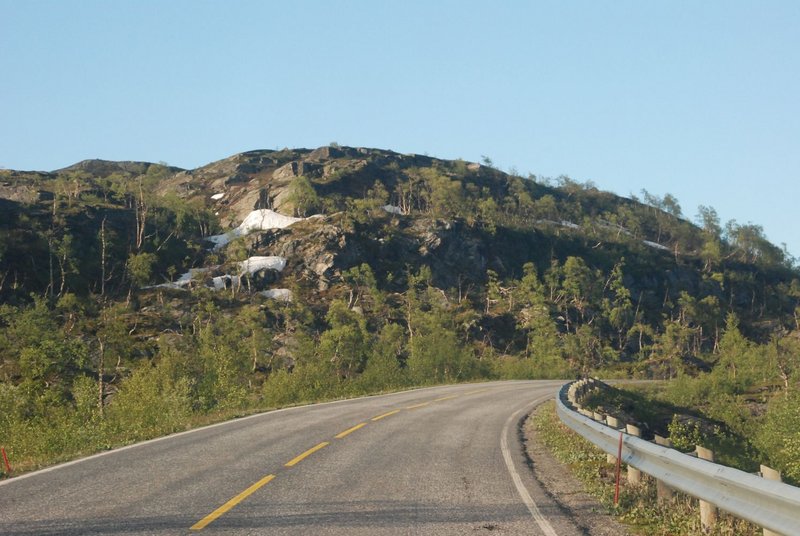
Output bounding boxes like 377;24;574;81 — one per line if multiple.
0;379;538;487
500;394;559;536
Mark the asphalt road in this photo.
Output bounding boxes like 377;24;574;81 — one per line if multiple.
0;380;585;535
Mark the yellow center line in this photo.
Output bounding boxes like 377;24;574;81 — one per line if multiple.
190;474;276;531
464;388;490;395
406;402;430;409
285;441;330;467
433;395;459;402
335;422;367;439
371;409;401;421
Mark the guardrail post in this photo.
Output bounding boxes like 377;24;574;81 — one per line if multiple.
575;380;587;405
568;384;577;404
626;424;642;484
696;446;717;531
760;465;782;536
653;435;674;502
558;382;800;535
606;416;621;464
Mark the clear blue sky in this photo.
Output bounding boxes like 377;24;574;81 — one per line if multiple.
2;1;798;258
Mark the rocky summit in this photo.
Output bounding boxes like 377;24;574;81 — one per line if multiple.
1;145;797;340
2;144;799;474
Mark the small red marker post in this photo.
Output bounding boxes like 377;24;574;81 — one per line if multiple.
613;431;623;506
1;447;11;476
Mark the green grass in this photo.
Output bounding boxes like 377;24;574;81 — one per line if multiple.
531;400;759;535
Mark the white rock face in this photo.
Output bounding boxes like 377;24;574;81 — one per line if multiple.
206;233;231;249
238;256;287;275
175;268;209;286
156;256;286;291
535;219;580;230
239;209;303;233
643;240;671;251
147;267;210;289
207;209;304;249
382;205;403;215
212;274;237;290
211;193;225;200
157;212;298;291
210;257;287;291
260;288;293;302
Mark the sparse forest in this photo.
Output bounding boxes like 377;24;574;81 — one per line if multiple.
0;146;798;479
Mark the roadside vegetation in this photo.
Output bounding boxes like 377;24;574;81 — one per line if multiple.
579;330;800;486
1;147;799;477
531;401;760;535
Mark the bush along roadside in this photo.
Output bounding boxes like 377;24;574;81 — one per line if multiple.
531;399;760;535
579;380;763;475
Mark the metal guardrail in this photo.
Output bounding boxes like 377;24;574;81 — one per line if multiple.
556;381;800;535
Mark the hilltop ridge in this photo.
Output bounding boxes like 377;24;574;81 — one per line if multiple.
1;145;796;332
2;144;799;475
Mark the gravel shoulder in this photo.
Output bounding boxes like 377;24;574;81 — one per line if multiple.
521;403;631;536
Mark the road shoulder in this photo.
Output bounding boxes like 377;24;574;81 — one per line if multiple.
522;403;631;536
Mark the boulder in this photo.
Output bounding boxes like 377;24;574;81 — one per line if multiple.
273;161;300;180
308;146;344;160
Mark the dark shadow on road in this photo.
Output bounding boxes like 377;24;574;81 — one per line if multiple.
0;499;577;534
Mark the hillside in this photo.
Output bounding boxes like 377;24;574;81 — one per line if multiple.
1;145;799;474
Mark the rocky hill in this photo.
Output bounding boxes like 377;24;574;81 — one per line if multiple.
3;144;800;474
1;145;796;335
